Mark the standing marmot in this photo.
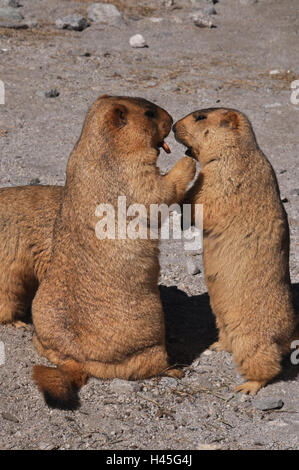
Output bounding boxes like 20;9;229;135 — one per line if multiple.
173;107;298;395
0;185;62;326
32;95;196;408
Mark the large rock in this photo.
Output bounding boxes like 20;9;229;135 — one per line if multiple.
0;0;21;7
87;3;123;26
0;6;23;20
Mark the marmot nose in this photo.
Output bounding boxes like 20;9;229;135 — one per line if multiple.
172;123;177;133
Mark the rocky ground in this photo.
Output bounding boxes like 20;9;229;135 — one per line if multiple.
0;0;298;451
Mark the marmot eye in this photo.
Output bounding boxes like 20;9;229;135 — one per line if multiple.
195;114;207;122
145;110;156;118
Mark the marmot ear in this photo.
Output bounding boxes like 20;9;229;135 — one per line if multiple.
220;111;239;130
99;94;111;99
109;104;128;129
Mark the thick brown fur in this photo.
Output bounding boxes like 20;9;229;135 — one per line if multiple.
32;95;196;408
173;107;298;395
0;185;62;326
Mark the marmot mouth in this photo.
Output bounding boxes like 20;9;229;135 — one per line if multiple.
159;141;171;154
185;147;194;157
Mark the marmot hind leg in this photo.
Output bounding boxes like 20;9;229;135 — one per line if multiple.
0;264;37;325
0;291;31;326
233;341;282;395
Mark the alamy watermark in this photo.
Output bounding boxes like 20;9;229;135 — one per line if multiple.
0;341;5;365
0;80;4;105
290;80;299;105
95;197;203;251
290;340;299;365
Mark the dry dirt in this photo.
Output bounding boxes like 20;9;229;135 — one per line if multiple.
0;0;298;450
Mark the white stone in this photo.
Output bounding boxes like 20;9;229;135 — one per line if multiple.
191;11;214;28
149;17;164;23
129;34;147;48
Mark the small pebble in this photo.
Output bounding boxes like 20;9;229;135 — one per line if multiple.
198;443;223;450
203;7;217;15
45;89;60;98
29;178;40;185
239;0;258;4
110;379;141;394
38;442;55;450
149;17;164;23
290;188;299;196
56;14;89;32
202;349;213;356
164;0;174;7
1;411;19;423
269;69;281;75
159;377;178;388
191;11;215;28
253;397;284;411
129;34;147;48
186;256;201;275
264;103;281;108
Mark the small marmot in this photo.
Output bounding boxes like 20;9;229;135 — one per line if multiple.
173;107;298;395
32;95;196;408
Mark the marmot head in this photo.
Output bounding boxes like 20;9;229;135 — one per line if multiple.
79;95;173;161
173;108;257;167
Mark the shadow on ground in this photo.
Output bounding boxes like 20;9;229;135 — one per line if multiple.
159;285;217;366
278;282;299;383
160;283;299;383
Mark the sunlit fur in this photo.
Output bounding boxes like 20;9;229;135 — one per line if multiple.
174;107;298;395
32;95;196;409
0;186;62;326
